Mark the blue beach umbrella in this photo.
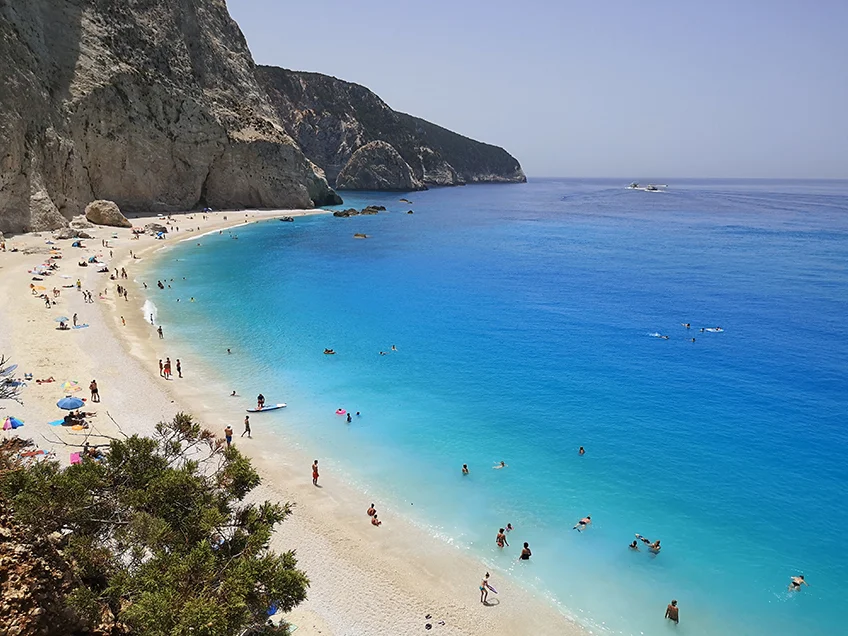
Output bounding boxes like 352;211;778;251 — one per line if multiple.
3;416;25;430
54;316;70;323
0;363;18;377
57;396;85;410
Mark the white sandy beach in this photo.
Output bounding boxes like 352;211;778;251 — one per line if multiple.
0;209;587;636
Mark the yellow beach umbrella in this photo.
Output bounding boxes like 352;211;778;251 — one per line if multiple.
60;380;81;393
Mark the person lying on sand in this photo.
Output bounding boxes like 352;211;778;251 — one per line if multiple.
371;514;382;526
36;377;56;384
367;504;376;517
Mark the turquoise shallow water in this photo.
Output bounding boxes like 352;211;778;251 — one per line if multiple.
150;179;848;635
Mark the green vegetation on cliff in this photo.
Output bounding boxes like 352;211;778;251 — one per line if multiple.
0;414;305;636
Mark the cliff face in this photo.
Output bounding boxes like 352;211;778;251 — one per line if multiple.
0;0;339;233
256;66;526;191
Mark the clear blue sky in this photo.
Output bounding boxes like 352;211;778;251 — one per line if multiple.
228;0;848;179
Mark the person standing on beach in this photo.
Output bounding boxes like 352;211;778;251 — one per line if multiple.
157;326;164;339
163;358;172;379
121;316;126;326
241;415;251;438
480;573;495;604
176;359;182;378
518;542;532;561
89;380;99;403
224;425;233;448
312;460;319;486
73;313;78;327
664;600;679;624
158;359;164;377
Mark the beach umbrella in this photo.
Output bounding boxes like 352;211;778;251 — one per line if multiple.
54;316;70;323
57;396;84;410
3;416;24;430
60;380;81;393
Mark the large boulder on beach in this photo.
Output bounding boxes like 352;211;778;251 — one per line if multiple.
85;200;131;228
144;223;168;235
68;215;93;230
336;141;425;192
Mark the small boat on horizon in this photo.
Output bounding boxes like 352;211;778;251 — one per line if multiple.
627;182;668;192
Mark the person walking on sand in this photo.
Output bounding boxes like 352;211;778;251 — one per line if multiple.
224;425;233;448
158;359;164;377
496;528;509;548
518;542;532;561
121;316;126;326
157;325;164;339
241;415;251;438
665;600;679;624
312;460;320;486
73;313;78;327
176;359;182;378
480;572;495;604
89;380;99;403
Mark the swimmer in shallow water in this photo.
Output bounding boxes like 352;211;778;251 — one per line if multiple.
462;464;469;475
493;461;507;469
789;575;809;591
629;540;639;550
573;515;591;531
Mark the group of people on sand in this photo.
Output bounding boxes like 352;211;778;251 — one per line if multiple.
366;503;382;526
158;357;181;379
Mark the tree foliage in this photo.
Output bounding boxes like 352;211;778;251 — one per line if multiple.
0;354;22;403
0;413;307;635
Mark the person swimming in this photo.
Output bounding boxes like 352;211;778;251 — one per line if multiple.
629;540;639;550
496;528;509;548
518;542;532;561
789;575;809;591
505;523;514;533
573;515;591;531
578;446;585;455
462;464;469;475
636;534;661;552
493;461;507;469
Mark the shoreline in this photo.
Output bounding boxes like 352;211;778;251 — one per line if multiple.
0;209;587;635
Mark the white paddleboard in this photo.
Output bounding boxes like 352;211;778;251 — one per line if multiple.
246;403;286;413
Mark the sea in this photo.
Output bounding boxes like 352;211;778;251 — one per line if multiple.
147;179;848;636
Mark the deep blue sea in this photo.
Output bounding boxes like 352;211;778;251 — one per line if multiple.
150;179;848;635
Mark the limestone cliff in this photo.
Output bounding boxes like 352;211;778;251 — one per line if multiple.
256;66;526;191
0;0;340;234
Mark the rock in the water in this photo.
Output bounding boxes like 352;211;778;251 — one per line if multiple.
333;208;360;218
280;216;294;222
353;233;368;239
84;200;131;228
336;141;425;192
68;215;93;230
407;210;414;214
144;223;168;235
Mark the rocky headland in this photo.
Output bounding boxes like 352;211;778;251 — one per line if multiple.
256;66;526;191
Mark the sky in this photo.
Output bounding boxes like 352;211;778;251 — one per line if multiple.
228;0;848;179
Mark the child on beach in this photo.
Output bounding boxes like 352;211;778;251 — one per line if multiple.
312;460;319;486
480;573;495;604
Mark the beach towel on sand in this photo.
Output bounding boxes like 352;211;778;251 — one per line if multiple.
48;419;64;426
70;452;81;464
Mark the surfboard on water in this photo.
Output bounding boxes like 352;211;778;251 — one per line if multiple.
246;403;286;413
